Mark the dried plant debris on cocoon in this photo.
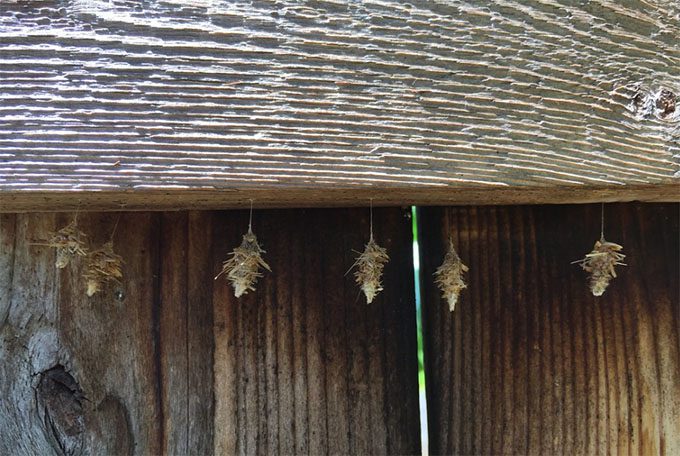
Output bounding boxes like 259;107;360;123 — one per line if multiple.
33;219;88;269
574;237;626;296
434;240;469;312
84;241;124;297
216;228;271;298
351;236;389;304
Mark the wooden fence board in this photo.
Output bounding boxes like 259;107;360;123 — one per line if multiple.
0;207;420;455
0;213;61;455
0;0;679;210
59;212;163;455
186;211;216;456
419;203;680;455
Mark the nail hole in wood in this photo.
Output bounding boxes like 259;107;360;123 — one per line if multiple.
114;288;126;301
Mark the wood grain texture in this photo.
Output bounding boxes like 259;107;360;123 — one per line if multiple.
0;207;420;455
212;207;421;455
0;211;216;455
419;203;680;455
0;213;62;455
0;0;679;210
1;184;679;213
59;212;162;455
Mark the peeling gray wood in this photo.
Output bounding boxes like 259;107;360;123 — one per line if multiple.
0;0;678;210
0;213;62;455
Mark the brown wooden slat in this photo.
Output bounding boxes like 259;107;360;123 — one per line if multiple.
59;212;164;455
419;203;680;455
155;211;216;454
1;185;679;213
1;0;679;210
186;211;216;455
159;212;190;454
212;207;421;455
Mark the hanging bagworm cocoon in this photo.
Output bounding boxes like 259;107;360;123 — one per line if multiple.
215;228;271;298
434;240;469;312
84;241;124;297
352;236;389;304
34;219;88;269
573;237;626;296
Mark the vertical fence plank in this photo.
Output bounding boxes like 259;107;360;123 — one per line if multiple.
420;203;680;455
0;213;60;455
212;207;421;455
187;211;215;455
58;212;164;455
0;211;218;454
157;211;216;455
159;212;190;454
0;213;16;329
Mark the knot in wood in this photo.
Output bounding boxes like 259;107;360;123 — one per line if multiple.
656;89;676;118
36;365;86;456
630;86;678;121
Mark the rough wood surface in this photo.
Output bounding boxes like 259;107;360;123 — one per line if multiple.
1;1;679;210
0;207;420;455
1;184;679;213
419;203;680;455
212;207;420;455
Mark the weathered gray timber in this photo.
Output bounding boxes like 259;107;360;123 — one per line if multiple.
0;1;679;210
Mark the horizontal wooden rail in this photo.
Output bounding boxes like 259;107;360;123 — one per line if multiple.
0;184;678;213
0;0;679;210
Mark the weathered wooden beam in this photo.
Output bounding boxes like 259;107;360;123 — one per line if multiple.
0;1;678;209
0;183;678;213
419;203;680;455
